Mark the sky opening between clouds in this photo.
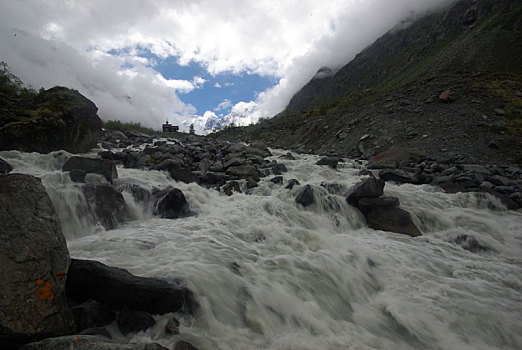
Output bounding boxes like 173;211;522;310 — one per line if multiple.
0;0;453;133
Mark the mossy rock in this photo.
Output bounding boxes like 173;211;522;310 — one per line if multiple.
0;86;102;153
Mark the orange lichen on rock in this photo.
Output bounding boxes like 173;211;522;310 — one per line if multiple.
56;271;66;280
35;280;54;301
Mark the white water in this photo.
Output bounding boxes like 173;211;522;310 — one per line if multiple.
2;146;521;350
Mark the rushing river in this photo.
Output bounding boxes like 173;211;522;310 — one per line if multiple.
1;144;521;350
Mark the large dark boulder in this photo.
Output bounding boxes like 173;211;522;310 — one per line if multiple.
72;300;116;332
316;156;339;169
66;259;197;315
168;168;199;184
368;147;426;169
345;178;385;205
225;165;260;180
0;157;12;174
82;184;127;230
63;157;118;183
18;335;169;350
365;207;421;237
117;308;155;336
295;184;315;206
0;87;102;154
153;187;191;219
0;174;75;349
378;169;417;184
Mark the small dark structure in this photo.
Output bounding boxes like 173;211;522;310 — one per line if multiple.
162;121;179;133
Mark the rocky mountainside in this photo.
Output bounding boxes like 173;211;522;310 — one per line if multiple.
213;0;522;166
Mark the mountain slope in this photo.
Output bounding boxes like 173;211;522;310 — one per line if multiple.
213;0;522;166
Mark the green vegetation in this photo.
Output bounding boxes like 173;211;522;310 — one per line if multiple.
0;61;39;99
103;120;156;134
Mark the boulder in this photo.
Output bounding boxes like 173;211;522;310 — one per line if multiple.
0;157;12;174
198;172;228;187
153;159;184;172
357;196;400;214
247;141;272;157
168;168;199;184
154;188;191;219
0;87;102;154
271;163;288;175
225;165;260;180
345;178;385;205
117;308;156;336
316;156;339;169
285;179;300;190
270;176;284;185
365;207;421;237
295;184;315;207
82;184;127;230
72;300;116;332
279;152;295;160
66;259;197;315
378;169;417;184
222;181;241;196
0;174;75;349
63;157;118;183
18;335;169;350
368;147;426;169
69;169;86;183
165;317;180;335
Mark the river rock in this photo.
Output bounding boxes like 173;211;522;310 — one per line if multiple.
316;156;339;169
270;176;284;185
222;181;241;196
365;207;421;237
82;184;127;230
18;335;169;350
345;178;385;205
357;196;400;213
169;168;199;184
0;174;75;349
295;184;315;206
247;141;272;157
285;179;300;190
165;317;180;335
225;165;260;180
63;157;118;183
69;169;87;183
0;87;102;154
368;147;426;169
271;163;288;175
279;152;296;160
117;308;156;336
378;169;416;184
66;259;197;315
154;187;191;219
0;157;12;173
153;159;184;172
72;300;116;332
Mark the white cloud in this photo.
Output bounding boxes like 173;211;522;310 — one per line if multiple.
215;99;232;112
0;0;454;129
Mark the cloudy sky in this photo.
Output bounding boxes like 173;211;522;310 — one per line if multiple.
0;0;452;132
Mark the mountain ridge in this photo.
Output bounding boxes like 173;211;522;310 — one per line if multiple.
212;0;522;166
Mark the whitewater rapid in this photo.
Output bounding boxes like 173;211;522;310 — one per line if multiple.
1;146;521;350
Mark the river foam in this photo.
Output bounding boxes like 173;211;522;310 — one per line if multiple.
2;146;521;350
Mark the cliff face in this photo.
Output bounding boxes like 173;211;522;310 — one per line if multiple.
214;0;522;166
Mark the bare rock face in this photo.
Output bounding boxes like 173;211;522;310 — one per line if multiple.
0;174;75;349
0;86;102;154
